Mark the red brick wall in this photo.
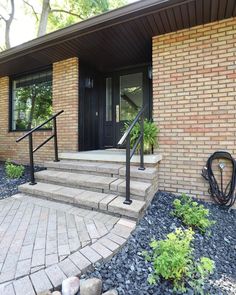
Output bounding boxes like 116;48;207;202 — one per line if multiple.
152;17;236;199
0;57;79;164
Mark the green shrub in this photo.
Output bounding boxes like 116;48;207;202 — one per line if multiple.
144;228;214;293
172;194;215;233
5;161;25;179
124;119;159;154
189;257;215;294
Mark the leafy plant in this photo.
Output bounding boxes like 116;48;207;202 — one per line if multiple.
143;228;214;293
124;119;159;154
172;194;215;233
189;257;215;294
5;161;25;179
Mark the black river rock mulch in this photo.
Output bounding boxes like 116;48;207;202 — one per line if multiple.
0;161;44;199
83;191;236;295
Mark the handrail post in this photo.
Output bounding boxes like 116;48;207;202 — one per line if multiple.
29;133;36;185
124;134;132;205
16;110;64;187
139;114;145;171
53;117;59;162
117;105;147;205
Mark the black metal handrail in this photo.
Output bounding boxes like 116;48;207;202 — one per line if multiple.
16;110;64;185
118;105;147;205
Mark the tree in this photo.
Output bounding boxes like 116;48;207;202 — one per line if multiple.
14;79;52;130
0;0;128;50
25;0;127;37
0;0;15;49
47;0;109;33
37;0;50;36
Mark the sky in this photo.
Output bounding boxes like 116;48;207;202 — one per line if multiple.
0;0;138;49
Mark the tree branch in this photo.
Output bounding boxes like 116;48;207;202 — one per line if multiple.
0;14;7;22
9;0;15;22
0;44;6;51
0;3;6;10
23;0;39;21
50;9;84;20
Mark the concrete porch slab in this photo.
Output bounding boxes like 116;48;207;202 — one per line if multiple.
59;149;162;165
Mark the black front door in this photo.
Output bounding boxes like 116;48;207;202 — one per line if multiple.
79;64;100;151
103;67;151;148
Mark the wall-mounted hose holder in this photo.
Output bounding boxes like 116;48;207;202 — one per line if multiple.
202;151;236;208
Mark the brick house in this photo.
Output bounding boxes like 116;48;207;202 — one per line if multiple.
0;0;236;199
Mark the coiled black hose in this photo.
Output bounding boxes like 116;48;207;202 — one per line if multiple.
202;151;236;208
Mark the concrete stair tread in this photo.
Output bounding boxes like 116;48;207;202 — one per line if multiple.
119;166;157;179
19;182;145;219
45;160;123;175
110;178;151;197
35;170;116;190
35;170;152;197
44;160;157;180
119;180;150;193
108;196;145;218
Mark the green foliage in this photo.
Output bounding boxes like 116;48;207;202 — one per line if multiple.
144;228;214;293
189;257;215;294
14;71;52;130
172;194;215;233
124;119;159;154
48;0;128;32
144;228;194;290
5;161;25;179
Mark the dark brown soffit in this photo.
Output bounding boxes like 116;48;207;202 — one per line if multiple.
0;0;235;76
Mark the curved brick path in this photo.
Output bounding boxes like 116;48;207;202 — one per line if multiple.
0;194;136;294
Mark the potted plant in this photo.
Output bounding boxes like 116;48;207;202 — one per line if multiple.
124;119;159;154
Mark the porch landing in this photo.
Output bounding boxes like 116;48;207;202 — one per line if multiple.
59;149;162;164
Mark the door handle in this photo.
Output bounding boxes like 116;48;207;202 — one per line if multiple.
116;105;120;123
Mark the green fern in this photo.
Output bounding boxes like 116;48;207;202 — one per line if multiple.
124;119;159;154
5;161;25;179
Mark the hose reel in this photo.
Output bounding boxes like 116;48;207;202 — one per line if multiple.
202;151;236;208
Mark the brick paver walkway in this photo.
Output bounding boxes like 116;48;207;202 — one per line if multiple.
0;194;136;294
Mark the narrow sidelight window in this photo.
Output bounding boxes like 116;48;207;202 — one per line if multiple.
11;70;52;131
105;77;112;122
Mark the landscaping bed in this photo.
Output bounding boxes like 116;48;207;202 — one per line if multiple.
0;161;44;199
84;192;236;295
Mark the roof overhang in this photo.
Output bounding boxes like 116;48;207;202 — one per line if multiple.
0;0;235;76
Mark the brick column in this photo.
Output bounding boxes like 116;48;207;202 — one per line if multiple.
0;77;11;160
53;57;79;152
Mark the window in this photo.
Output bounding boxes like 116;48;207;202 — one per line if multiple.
105;77;112;122
120;72;143;121
11;70;52;131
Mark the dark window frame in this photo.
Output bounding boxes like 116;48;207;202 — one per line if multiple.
9;66;53;132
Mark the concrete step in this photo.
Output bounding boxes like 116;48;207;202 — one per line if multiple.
19;182;146;219
44;160;158;183
34;170;152;200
